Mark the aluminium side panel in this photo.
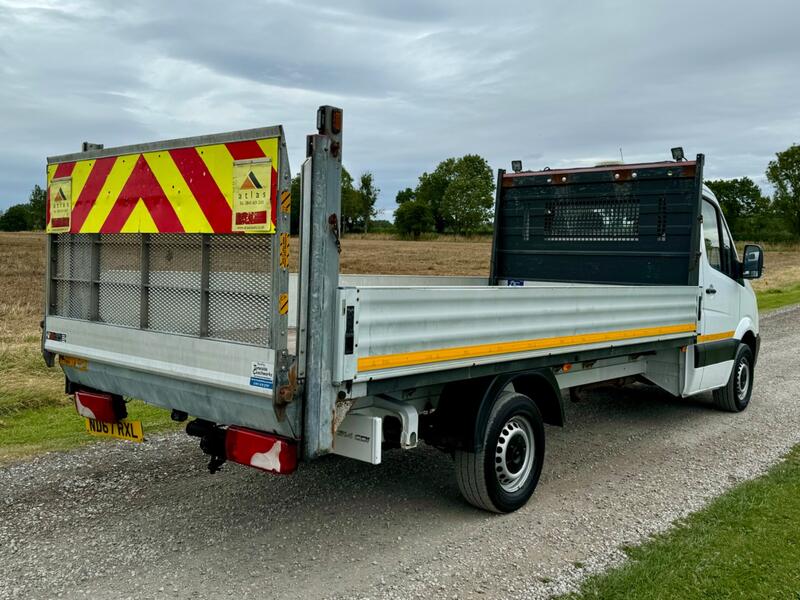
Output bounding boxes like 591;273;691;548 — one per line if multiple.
347;284;698;382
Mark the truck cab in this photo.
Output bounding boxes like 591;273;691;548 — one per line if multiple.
686;185;761;406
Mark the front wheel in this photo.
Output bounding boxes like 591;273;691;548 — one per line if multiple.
713;343;754;412
455;392;545;513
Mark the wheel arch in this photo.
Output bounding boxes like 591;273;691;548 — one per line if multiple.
740;329;757;357
432;369;562;453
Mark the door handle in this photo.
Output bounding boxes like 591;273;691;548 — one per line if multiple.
705;286;717;295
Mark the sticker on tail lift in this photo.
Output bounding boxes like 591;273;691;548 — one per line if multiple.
250;361;274;390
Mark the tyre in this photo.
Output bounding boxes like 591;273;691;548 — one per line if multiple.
455;392;545;513
713;343;754;412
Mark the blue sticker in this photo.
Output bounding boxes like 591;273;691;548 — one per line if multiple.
249;377;274;390
250;361;274;390
507;279;524;286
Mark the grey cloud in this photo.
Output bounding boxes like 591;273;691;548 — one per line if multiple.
0;0;798;215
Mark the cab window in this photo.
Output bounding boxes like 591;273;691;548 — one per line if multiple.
720;219;734;274
702;200;721;271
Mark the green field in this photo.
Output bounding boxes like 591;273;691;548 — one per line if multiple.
0;400;179;464
756;282;800;312
1;232;799;464
561;446;800;599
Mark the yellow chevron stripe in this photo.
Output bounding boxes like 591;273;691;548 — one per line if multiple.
278;292;289;315
79;155;135;233
144;151;212;233
120;198;158;233
256;138;280;172
70;159;95;207
358;323;698;372
279;232;290;268
197;144;235;208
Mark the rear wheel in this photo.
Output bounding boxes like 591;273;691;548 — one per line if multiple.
713;343;754;412
455;392;545;513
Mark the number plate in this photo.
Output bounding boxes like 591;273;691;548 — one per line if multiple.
84;418;144;443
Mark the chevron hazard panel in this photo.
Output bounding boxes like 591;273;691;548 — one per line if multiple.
46;136;280;234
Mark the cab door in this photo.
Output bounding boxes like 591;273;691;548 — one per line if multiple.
697;198;740;390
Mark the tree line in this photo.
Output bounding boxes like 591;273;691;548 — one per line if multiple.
394;154;494;237
3;144;798;241
289;168;383;235
286;154;495;237
0;185;46;231
706;144;800;243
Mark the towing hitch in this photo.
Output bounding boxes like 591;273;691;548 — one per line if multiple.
186;419;226;473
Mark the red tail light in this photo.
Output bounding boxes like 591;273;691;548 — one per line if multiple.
225;426;297;475
74;390;127;422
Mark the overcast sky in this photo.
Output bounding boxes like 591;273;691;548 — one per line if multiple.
1;0;798;216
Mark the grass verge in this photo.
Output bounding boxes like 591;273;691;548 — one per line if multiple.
0;399;180;466
756;283;800;312
560;446;800;599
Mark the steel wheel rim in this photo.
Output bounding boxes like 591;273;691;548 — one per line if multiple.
494;415;535;493
736;359;750;402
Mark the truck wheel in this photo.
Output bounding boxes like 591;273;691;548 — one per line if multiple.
455;392;545;513
713;343;754;413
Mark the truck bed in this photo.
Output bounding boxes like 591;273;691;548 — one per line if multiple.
331;281;698;384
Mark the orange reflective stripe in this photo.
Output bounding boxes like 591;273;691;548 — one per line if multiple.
358;323;697;372
696;331;735;343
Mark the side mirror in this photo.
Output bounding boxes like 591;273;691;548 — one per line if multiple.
742;244;764;279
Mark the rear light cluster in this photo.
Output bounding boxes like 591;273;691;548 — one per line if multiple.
187;420;298;475
74;390;126;422
225;426;297;474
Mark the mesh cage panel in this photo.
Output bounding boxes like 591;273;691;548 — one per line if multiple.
148;235;202;336
50;233;274;346
53;235;92;319
208;235;272;345
544;198;640;241
98;234;141;327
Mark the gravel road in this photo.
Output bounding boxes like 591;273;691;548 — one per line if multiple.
2;306;799;600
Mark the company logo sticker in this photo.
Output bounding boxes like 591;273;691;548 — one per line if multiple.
232;158;274;233
249;361;274;390
48;178;72;233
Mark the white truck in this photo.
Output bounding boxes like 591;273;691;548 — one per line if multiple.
42;106;764;512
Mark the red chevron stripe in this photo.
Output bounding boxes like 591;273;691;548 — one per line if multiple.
53;161;76;179
100;155;184;233
70;156;116;232
225;140;265;161
169;147;232;232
